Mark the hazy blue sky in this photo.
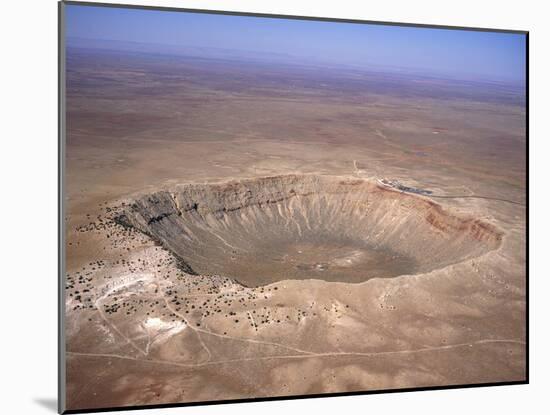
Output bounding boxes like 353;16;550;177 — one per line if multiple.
66;4;526;83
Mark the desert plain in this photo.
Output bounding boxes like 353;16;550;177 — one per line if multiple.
63;46;526;410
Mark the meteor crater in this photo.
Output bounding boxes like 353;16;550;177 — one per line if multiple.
118;175;502;287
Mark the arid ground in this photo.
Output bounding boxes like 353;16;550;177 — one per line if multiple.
64;47;526;411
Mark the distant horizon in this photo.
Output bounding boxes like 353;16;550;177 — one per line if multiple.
66;37;526;89
65;4;527;84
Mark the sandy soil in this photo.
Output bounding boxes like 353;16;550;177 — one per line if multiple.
63;47;526;411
